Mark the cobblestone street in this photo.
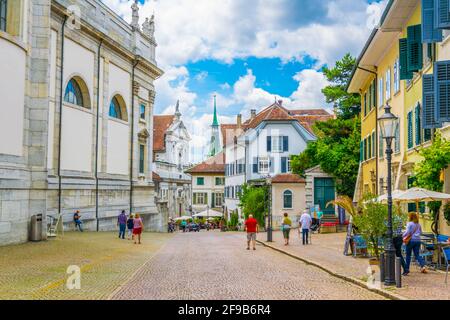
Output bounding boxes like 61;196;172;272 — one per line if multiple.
111;231;385;300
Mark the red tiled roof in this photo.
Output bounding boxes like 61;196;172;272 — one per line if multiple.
153;115;175;152
185;152;225;174
293;114;334;134
152;171;162;182
271;174;306;184
289;109;331;116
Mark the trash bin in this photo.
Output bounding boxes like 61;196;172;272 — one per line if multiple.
30;214;43;241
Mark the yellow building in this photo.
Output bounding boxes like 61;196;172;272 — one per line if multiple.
350;0;450;233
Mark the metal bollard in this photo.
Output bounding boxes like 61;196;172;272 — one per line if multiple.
380;253;385;283
395;257;402;288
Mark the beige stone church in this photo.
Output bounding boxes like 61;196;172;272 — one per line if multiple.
0;0;165;245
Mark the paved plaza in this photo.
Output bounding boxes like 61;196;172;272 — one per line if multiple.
111;231;384;300
0;230;385;300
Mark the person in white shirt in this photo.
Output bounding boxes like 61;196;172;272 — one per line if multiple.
299;210;312;245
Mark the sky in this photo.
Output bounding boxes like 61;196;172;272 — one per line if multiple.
101;0;388;163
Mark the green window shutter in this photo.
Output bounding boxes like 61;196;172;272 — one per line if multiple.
211;193;215;207
364;93;367;116
435;60;450;123
363;138;367;161
424;129;432;142
407;111;413;149
360;141;363;162
399;38;413;80
372;132;376;157
407;24;423;72
422;0;443;43
368;135;372;159
415;104;422;145
436;0;450;29
395;124;400;153
423;73;439;128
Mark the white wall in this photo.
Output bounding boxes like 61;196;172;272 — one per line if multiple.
60;107;93;172
63;38;94;103
108;63;130;113
106;120;129;175
0;39;26;156
47;30;57;169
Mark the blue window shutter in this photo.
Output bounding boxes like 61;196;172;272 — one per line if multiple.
407;25;423;72
435;60;450;123
423;0;443;43
281;157;287;173
283;136;289;152
407;111;413;149
267;136;272;152
253;157;258;173
399;38;413;80
423;73;439;129
415;104;422;145
436;0;450;29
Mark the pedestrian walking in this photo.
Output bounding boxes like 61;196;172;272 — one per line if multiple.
181;219;187;233
244;214;258;251
73;210;83;232
133;213;144;245
117;210;127;239
299;209;312;245
402;212;427;276
127;214;134;240
281;213;292;246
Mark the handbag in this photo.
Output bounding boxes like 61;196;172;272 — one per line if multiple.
403;224;419;245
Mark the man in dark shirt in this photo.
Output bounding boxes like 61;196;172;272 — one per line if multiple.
244;214;258;251
73;210;83;232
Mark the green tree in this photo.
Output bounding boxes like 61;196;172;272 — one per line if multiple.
414;131;450;233
322;53;361;119
291;117;361;196
238;184;268;227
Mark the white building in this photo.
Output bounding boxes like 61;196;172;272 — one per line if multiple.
185;152;225;215
223;101;333;220
0;0;164;245
153;102;191;217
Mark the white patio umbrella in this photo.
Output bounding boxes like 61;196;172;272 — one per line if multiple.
192;209;223;218
376;190;405;203
395;187;450;215
174;216;192;221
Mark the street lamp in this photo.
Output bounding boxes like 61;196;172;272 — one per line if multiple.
378;104;399;286
264;174;273;242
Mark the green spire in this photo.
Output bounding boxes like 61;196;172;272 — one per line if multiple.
212;95;219;127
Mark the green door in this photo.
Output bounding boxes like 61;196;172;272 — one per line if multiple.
314;178;335;215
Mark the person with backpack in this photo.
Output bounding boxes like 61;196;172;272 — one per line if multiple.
127;214;134;240
281;213;292;246
402;212;427;276
73;210;83;232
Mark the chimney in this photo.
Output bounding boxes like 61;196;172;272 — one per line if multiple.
251;109;257;120
278;99;283;106
237;114;242;128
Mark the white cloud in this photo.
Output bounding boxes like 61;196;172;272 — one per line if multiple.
290;69;331;110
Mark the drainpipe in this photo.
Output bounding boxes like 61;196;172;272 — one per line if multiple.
57;16;68;218
95;39;104;232
357;66;378;195
129;59;140;214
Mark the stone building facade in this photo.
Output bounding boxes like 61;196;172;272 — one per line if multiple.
153;102;191;218
0;0;164;245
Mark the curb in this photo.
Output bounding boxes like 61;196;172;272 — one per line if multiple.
256;240;408;301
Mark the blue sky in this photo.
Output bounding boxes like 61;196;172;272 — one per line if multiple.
102;0;388;162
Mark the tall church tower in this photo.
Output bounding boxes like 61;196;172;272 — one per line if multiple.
208;95;221;157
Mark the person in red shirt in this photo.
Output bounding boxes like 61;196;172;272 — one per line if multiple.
244;214;259;250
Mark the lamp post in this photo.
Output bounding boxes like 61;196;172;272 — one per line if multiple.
378;104;399;286
265;174;273;242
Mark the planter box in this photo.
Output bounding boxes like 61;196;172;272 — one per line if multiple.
320;225;337;234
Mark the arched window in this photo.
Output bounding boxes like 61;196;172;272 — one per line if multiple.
283;190;293;209
109;95;127;121
64;78;84;107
